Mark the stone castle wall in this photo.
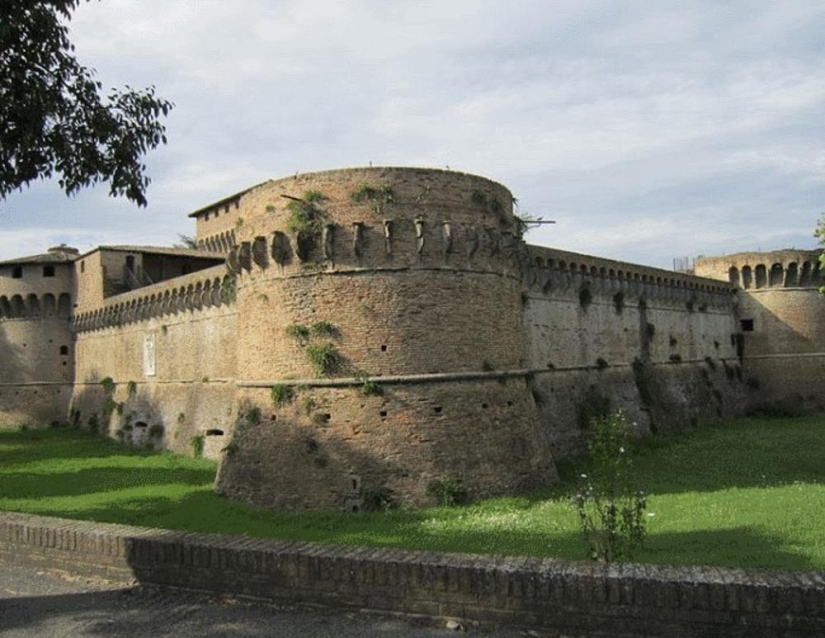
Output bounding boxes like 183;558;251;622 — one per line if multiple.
1;167;821;510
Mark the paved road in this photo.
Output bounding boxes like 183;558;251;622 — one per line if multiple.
0;564;543;638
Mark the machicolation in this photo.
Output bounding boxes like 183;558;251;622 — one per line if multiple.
1;167;823;509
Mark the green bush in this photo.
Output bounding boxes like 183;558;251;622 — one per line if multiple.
426;477;468;507
305;342;341;376
573;411;647;562
362;486;398;512
271;384;294;405
190;434;205;458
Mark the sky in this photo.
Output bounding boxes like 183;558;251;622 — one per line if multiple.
1;0;824;269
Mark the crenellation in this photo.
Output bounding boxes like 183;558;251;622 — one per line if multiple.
0;167;821;507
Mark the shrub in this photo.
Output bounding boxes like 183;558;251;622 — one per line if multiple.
190;434;205;458
573;411;647;562
271;384;294;406
285;324;310;343
426;477;468;507
305;342;341;376
310;320;337;338
127;380;137;399
100;377;115;395
245;407;262;425
356;371;382;396
362;486;399;512
286;190;326;260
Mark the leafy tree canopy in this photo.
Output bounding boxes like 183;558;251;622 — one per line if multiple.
0;0;173;206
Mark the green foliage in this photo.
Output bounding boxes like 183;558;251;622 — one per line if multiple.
362;487;399;512
4;416;825;570
286;190;327;260
271;384;294;406
574;411;647;562
632;358;655;406
816;214;825;293
0;1;173;206
302;396;316;415
127;381;137;399
310;320;338;338
190;434;205;458
285;324;311;343
305;342;342;376
481;360;495;372
87;413;99;434
220;277;237;303
426;477;468;507
100;377;116;395
356;371;382;396
148;424;164;439
350;183;394;214
245;407;262;425
177;412;186;424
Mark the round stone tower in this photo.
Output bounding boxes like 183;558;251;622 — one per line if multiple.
695;249;825;412
214;167;556;509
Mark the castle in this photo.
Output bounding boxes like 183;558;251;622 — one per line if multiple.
1;167;823;509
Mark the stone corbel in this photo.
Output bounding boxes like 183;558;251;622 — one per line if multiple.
382;219;393;255
414;216;425;256
352;222;365;257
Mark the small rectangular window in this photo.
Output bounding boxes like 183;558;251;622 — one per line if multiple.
43;265;55;277
740;319;754;332
59;345;69;355
80;261;85;273
12;266;22;278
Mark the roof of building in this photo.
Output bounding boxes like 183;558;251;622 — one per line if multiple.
0;246;80;266
81;245;226;260
187;181;269;218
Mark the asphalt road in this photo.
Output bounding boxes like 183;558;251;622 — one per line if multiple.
0;563;544;638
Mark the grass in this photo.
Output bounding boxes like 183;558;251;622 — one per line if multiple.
1;416;824;570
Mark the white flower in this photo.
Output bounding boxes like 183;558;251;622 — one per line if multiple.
580;473;588;478
619;447;625;453
647;512;656;517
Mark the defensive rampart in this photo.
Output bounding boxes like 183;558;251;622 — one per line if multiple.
70;264;238;456
523;246;746;455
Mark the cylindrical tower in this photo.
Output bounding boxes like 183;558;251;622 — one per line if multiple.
215;167;556;509
695;249;825;411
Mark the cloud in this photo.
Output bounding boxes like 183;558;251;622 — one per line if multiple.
2;1;823;268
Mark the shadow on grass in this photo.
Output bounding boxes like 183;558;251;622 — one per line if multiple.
29;488;819;572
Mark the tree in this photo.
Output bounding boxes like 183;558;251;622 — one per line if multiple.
816;215;825;294
0;0;173;207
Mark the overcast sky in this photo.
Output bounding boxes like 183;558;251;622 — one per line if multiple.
2;0;823;269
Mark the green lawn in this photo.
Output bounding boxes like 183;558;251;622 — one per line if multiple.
1;416;824;571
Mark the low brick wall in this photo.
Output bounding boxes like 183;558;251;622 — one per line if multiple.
1;512;824;637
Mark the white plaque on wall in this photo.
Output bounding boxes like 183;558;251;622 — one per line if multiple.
143;334;156;377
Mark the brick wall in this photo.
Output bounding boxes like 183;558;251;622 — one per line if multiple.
2;512;823;637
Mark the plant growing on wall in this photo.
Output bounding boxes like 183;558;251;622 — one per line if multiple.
127;380;137;400
350;183;394;214
271;384;294;405
286;189;327;261
355;371;382;396
426;477;468;507
305;342;341;376
190;434;204;458
221;276;237;303
285;323;311;343
573;411;647;562
310;320;338;338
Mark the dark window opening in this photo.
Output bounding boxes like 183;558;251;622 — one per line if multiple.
380;344;387;352
135;421;148;428
80;261;85;273
12;266;22;278
740;319;754;332
379;410;387;418
59;345;69;355
433;406;442;414
206;429;224;436
43;265;55;277
482;403;488;409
